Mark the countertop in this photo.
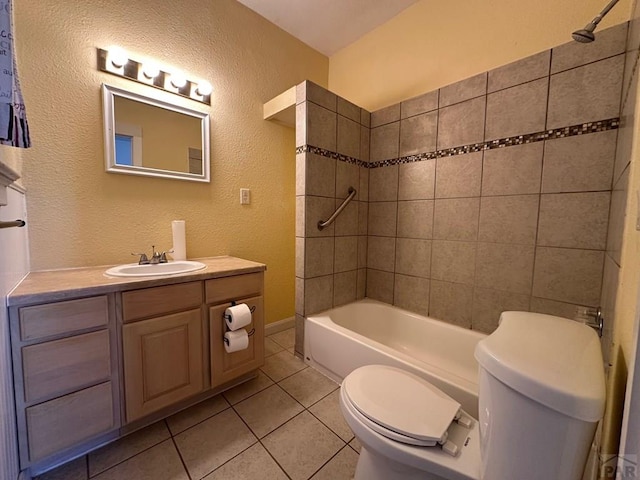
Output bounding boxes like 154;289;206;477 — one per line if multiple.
7;256;266;307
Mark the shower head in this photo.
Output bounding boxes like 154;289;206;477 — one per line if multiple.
572;0;619;43
572;23;597;43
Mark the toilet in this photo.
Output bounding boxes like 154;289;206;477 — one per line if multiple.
339;311;606;480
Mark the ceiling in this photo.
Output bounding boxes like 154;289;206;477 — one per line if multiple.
236;0;421;56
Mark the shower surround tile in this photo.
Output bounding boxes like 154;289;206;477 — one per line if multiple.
429;280;473;328
370;122;400;161
366;269;394;304
475;243;535;295
431;240;477;285
437;96;486;149
397;200;434;239
439;73;487;107
395;238;431;277
337;115;360;159
541;130;617;193
477;195;539;245
400;110;438;156
485;78;548;140
481;142;543;196
547;54;624;129
398;160;435;200
368;201;398;237
537;192;611;249
337;97;361;123
435;152;482;199
369;164;398;201
488;50;551;93
433;198;480;241
401;90;438;118
371;103;401;127
393;275;430;317
532;247;605;306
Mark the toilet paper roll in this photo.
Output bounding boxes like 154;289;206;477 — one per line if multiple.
224;329;249;353
225;303;252;331
171;220;186;261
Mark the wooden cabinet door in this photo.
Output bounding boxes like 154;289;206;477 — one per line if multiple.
210;296;264;388
123;309;203;422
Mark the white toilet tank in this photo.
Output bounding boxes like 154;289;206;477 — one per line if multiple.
474;311;605;480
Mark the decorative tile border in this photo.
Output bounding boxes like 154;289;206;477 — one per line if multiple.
296;117;619;169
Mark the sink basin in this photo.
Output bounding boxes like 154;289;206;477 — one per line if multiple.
105;260;207;277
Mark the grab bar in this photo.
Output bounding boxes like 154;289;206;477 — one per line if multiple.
0;219;26;229
318;187;357;230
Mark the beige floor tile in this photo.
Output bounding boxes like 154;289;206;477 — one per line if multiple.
92;439;187;480
174;408;257;479
349;437;362;453
88;421;170;476
222;370;275;405
166;394;229;435
278;367;338;408
309;389;354;442
36;456;87;480
310;446;359;480
260;350;307;382
262;411;345;480
268;328;296;349
264;337;285;357
203;442;288;480
234;384;304;438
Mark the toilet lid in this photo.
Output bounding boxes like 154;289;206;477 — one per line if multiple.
342;365;461;444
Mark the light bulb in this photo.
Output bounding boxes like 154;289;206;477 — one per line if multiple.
196;81;212;96
109;47;128;68
170;72;187;88
142;62;160;79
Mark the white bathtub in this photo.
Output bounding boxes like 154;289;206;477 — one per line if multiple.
304;298;486;418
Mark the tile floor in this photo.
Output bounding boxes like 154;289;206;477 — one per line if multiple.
37;328;361;480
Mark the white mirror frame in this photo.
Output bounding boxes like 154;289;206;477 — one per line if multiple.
102;84;211;183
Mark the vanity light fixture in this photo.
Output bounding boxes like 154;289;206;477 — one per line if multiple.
108;46;128;68
97;47;211;105
196;81;213;97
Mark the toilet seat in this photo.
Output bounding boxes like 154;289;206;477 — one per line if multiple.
341;365;461;447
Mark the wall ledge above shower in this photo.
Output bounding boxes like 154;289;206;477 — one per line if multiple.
0;161;20;207
263;86;296;128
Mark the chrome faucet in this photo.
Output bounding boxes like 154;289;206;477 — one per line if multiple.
131;245;173;265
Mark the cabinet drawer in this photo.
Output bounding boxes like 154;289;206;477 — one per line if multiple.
26;382;115;462
122;282;203;322
22;330;111;405
205;273;263;305
19;296;109;341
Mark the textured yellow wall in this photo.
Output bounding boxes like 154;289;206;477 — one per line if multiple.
329;0;632;111
14;0;328;324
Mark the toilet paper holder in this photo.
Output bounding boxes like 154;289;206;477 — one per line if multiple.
223;300;256;345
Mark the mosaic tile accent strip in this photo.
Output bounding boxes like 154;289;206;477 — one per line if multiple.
296;117;619;169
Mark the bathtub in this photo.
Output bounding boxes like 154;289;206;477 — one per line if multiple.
304;298;486;418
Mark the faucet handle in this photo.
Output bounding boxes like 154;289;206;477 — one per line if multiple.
159;249;174;263
131;252;150;265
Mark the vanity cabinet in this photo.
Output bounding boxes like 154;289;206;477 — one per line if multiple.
121;282;204;422
8;256;266;478
10;295;120;468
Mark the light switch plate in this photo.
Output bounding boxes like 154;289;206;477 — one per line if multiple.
240;188;251;205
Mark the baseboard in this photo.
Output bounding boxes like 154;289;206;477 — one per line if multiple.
265;316;295;336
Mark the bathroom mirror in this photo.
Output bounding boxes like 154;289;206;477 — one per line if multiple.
102;84;210;182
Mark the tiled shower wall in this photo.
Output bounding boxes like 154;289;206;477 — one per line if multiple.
294;23;629;355
294;81;371;355
366;22;627;334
